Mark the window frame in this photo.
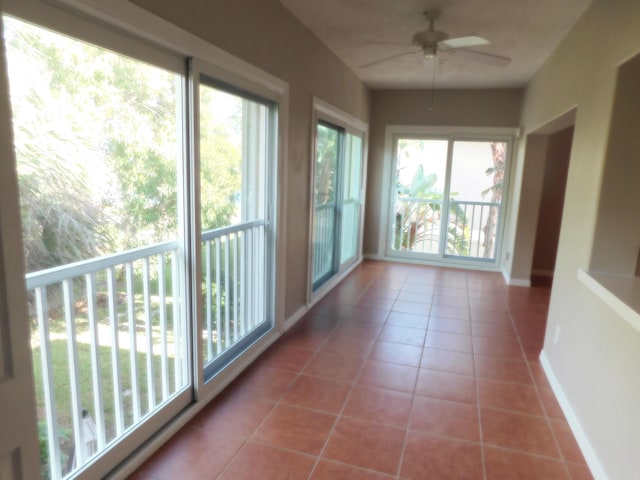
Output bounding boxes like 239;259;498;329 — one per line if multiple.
2;10;193;480
189;59;280;390
307;97;368;305
382;125;517;270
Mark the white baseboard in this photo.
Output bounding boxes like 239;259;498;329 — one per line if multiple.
539;351;608;480
282;305;308;332
501;268;531;287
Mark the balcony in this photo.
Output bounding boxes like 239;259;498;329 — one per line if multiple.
393;196;501;259
28;222;264;479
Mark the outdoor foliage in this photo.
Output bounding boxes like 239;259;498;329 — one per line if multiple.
4;16;244;479
5;17;242;273
394;164;469;255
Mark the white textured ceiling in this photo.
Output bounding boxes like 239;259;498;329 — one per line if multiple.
279;0;593;89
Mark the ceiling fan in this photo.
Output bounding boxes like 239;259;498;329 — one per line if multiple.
360;10;511;69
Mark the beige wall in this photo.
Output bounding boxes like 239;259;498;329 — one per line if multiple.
511;0;640;478
507;133;549;282
131;0;370;317
531;126;573;276
363;88;523;257
590;53;640;276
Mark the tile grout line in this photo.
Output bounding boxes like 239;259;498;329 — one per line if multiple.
306;263;398;479
394;271;435;480
468;274;489;480
515;295;575;479
504;286;573;476
215;273;360;480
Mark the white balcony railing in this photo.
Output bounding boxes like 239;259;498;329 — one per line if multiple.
201;220;267;365
394;197;500;259
27;219;270;478
312;203;336;284
27;240;188;479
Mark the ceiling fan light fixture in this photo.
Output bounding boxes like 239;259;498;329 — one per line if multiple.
423;45;437;59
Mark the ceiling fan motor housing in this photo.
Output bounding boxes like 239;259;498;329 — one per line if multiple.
413;30;448;58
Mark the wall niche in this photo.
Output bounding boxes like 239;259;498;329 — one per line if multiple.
590;52;640;276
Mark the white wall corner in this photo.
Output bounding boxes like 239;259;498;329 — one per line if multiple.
539;350;609;480
501;268;531;287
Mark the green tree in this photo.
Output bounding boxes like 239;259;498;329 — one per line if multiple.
5;16;242;270
6;18;110;272
481;142;506;258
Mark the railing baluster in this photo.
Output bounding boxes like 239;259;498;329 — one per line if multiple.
215;238;222;355
171;253;182;390
36;287;62;480
468;204;475;257
318;209;323;278
478;205;485;257
258;224;265;325
239;231;246;337
158;253;169;401
469;205;484;257
247;228;254;329
224;235;230;348
107;267;125;435
63;278;84;467
205;239;212;362
125;263;141;424
142;259;155;412
233;233;239;341
86;272;106;449
322;208;326;276
254;227;260;326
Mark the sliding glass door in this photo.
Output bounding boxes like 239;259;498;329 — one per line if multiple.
390;135;510;265
3;8;280;479
194;71;277;380
4;14;191;479
311;121;364;291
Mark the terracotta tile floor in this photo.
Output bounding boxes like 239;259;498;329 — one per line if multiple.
130;261;593;480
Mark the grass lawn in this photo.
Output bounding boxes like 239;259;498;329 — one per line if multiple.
32;338;177;475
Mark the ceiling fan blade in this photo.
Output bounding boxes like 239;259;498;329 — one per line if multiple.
440;36;490;50
450;48;511;67
358;50;417;69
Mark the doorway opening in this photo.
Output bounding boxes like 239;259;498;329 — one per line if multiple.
528;111;576;287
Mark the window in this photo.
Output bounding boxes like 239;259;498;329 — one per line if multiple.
310;100;367;294
196;72;277;380
3;6;281;479
388;129;512;267
5;15;190;478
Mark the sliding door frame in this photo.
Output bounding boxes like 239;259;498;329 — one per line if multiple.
307;98;368;305
1;0;290;477
189;58;280;395
381;125;518;271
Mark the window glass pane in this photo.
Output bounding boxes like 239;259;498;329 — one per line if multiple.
4;15;188;478
393;138;448;253
199;86;241;229
446;141;507;259
199;80;272;370
339;133;363;264
312;123;341;285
